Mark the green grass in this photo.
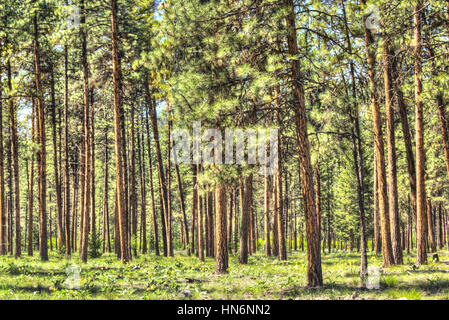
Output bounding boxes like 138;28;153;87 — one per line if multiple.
1;249;449;300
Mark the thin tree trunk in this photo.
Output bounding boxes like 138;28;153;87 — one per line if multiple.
33;0;48;261
272;174;279;257
215;183;228;274
173;142;189;253
361;0;394;267
383;39;403;265
63;34;71;256
393;55;417;230
197;166;204;261
111;0;129;263
227;190;233;255
445;210;449;250
50;63;64;251
49;201;53;251
0;74;6;255
130;105;138;257
79;0;90;263
238;177;249;264
102;141;111;253
208;191;215;257
438;203;443;250
190;164;197;256
72;171;79;251
27;99;36;256
144;82;168;256
90;89;96;243
314;163;321;257
7;140;12;255
166;112;173;257
144;105;159;256
373;152;381;254
248;174;255;255
426;199;436;252
233;188;238;254
340;0;368;275
414;1;427;265
7;60;20;258
138;112;147;254
274;88;286;261
264;174;271;257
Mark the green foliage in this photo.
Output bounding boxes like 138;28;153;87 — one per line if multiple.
380;275;398;288
88;234;103;259
130;235;138;255
0;250;448;299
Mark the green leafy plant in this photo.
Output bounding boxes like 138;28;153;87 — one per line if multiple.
88;233;102;259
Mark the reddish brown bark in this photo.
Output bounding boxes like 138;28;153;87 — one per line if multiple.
79;0;91;263
383;39;403;264
239;176;249;264
144;83;168;256
33;1;48;261
0;61;6;255
111;0;129;263
144;105;159;256
414;1;427;265
285;0;322;286
361;0;394;267
264;175;271;257
190;164;198;256
426;199;436;252
63;36;71;256
7;60;21;258
197;169;204;261
49;65;64;251
215;183;228;274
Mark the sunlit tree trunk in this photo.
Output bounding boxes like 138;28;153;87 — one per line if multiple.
383;39;403;265
144;82;168;256
50;64;64;251
208;191;215;257
190;164;197;256
102;143;111;254
285;0;322;286
166;111;173;257
215;183;228;274
239;177;249;264
72;170;79;251
173;139;189;253
264;174;271;257
90;89;96;243
111;0;129;263
33;0;48;261
7;60;20;258
63;34;71;256
138;112;147;254
130;104;138;257
144;104;159;256
414;1;427;265
340;0;368;275
79;0;91;263
361;0;394;267
438;203;443;250
426;199;436;252
26;99;36;256
273;87;286;261
227;190;233;255
0;61;6;256
197;166;204;261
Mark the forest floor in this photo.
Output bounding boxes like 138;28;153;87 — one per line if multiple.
1;249;449;300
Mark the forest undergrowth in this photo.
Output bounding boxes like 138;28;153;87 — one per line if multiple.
1;248;448;300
